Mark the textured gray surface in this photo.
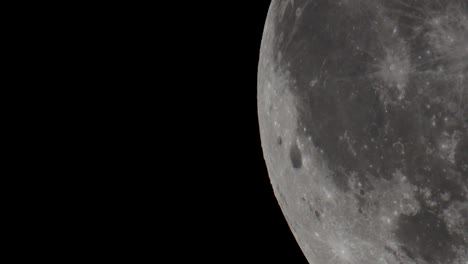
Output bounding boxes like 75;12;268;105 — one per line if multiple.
258;1;468;263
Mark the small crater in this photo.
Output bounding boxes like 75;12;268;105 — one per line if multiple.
295;7;302;17
359;189;365;196
289;142;302;169
277;136;282;145
358;208;363;214
315;210;321;219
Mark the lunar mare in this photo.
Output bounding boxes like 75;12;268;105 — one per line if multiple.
258;1;468;264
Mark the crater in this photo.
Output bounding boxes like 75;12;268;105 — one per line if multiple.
289;142;303;169
371;44;411;102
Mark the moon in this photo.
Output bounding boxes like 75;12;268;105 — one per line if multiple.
258;1;467;264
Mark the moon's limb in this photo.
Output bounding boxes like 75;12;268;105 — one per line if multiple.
258;1;468;264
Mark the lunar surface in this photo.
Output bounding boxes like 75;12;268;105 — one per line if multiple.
257;1;467;263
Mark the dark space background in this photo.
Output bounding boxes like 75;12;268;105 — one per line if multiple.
28;1;312;262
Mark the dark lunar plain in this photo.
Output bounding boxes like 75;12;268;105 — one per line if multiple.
258;0;467;264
